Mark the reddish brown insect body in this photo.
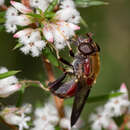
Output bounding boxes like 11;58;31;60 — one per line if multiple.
48;33;100;126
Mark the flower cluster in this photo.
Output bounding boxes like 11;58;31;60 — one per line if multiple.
0;67;21;98
31;101;83;130
89;83;130;130
5;0;80;57
0;104;32;130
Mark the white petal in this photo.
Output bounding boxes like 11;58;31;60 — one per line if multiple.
6;7;18;17
13;28;33;38
20;46;30;54
120;83;128;93
10;1;32;14
7;15;32;26
43;26;53;42
68;23;80;30
5;23;17;33
0;84;21;98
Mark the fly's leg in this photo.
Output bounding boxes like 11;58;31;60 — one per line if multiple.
48;72;67;92
50;43;73;67
66;41;75;57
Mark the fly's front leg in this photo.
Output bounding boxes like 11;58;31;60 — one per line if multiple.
48;68;74;92
66;41;75;57
48;72;67;92
50;43;73;67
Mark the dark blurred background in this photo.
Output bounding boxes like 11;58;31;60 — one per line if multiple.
0;0;129;129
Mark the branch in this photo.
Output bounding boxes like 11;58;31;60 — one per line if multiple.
42;56;68;129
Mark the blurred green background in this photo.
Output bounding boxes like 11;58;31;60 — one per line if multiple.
0;0;129;129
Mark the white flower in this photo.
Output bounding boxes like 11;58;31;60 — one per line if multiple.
56;8;80;24
30;0;49;12
43;21;80;49
20;30;46;57
89;107;118;130
119;83;128;99
104;84;130;117
31;120;55;130
5;23;17;33
60;118;71;130
32;102;59;130
0;0;4;6
10;0;32;14
34;103;59;125
60;0;75;9
7;15;32;26
104;96;130;117
0;105;31;130
59;106;83;130
13;28;34;38
0;67;21;98
5;0;80;56
6;7;18;17
21;104;32;114
5;113;30;130
43;24;54;42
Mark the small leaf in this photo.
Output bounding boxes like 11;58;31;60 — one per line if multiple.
13;43;23;50
44;12;55;18
0;70;20;79
44;0;58;15
80;16;88;28
75;0;108;8
55;126;61;130
42;46;59;67
36;8;44;15
26;13;41;19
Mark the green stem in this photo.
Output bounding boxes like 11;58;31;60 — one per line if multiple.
44;0;58;16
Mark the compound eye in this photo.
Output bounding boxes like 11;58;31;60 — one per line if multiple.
78;43;93;55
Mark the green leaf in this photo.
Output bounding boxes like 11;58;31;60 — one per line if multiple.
44;12;55;18
44;0;58;15
26;13;41;19
13;43;23;50
36;8;44;15
0;70;20;79
75;0;108;8
80;16;88;28
64;92;123;105
55;125;61;130
42;46;59;67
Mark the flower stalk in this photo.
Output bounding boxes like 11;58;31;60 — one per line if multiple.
42;56;68;129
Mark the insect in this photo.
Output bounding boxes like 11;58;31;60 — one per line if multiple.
48;33;100;127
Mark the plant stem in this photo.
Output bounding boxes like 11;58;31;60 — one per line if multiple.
42;56;68;129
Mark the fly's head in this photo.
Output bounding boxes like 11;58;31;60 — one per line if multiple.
76;33;100;57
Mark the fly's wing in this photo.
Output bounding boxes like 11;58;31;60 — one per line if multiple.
71;78;91;127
